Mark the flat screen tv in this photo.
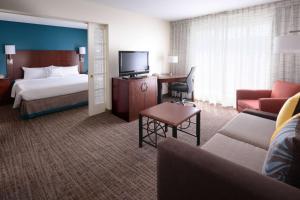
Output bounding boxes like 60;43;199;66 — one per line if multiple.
119;51;149;77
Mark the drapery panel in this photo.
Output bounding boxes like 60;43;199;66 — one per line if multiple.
272;0;300;83
170;21;191;75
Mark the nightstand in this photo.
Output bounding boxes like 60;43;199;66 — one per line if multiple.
0;78;13;105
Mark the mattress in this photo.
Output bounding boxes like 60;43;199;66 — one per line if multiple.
11;74;88;108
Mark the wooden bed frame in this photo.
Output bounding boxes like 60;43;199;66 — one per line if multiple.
8;50;83;80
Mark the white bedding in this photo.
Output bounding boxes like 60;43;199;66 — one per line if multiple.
11;74;88;108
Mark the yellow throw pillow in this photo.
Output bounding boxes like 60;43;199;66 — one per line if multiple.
271;113;300;142
276;92;300;129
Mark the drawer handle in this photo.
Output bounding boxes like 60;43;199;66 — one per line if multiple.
140;82;148;92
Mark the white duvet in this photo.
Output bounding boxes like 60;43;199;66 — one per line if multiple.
11;74;88;108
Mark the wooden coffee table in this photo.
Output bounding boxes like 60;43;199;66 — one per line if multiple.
139;102;201;148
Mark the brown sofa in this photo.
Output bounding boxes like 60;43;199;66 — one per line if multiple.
157;110;300;200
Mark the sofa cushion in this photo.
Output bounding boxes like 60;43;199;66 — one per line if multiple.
262;114;300;188
237;100;259;110
202;133;267;173
271;80;300;98
218;113;275;150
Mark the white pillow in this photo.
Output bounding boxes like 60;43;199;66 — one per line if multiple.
48;67;64;78
22;67;50;79
53;65;79;76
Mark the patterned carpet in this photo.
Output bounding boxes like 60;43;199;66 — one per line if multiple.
0;102;237;200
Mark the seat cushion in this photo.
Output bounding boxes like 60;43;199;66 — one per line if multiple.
202;133;267;173
238;100;259;110
271;80;300;98
218;113;276;150
170;82;188;92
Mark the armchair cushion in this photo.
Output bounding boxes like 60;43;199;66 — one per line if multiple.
238;100;259;110
271;80;300;98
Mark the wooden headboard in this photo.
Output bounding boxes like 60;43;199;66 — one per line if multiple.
10;50;83;80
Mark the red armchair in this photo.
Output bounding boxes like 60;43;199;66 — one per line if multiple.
236;80;300;114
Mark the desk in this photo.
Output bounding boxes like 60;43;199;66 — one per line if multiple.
157;75;188;103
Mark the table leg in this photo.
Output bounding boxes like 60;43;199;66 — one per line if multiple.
172;126;177;138
192;91;195;102
154;120;157;147
139;114;143;148
157;81;162;104
196;112;201;146
168;85;172;97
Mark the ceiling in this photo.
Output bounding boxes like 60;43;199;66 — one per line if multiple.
89;0;279;21
0;12;87;29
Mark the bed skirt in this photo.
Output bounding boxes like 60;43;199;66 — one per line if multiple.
20;91;88;119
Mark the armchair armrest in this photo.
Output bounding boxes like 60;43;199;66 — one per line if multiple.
236;89;272;100
157;139;300;200
259;98;287;114
242;108;278;121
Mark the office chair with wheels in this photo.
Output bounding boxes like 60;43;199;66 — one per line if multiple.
170;67;196;106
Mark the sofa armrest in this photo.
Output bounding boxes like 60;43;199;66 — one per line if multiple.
259;98;287;114
242;108;278;121
157;139;300;200
236;89;272;100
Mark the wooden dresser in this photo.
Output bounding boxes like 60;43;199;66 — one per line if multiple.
0;78;12;105
112;76;157;122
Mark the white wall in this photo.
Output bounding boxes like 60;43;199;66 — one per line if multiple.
0;0;170;109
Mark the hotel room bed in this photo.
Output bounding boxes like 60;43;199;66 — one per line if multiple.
9;50;89;119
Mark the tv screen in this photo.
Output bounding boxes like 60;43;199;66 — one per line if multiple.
119;51;149;77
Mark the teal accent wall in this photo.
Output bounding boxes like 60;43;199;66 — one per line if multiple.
0;20;88;75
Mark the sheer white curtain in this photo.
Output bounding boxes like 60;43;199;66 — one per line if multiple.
188;6;274;107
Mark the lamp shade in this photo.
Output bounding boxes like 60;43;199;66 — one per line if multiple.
168;56;178;64
79;47;86;55
273;35;300;53
5;45;16;55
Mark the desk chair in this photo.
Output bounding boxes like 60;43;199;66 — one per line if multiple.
170;67;196;106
